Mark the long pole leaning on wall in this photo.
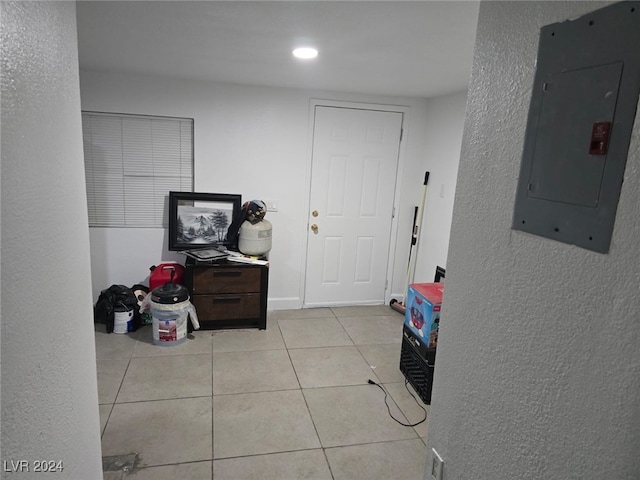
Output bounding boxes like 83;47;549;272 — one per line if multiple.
390;171;430;315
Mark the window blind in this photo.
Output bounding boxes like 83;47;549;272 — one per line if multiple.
82;112;193;227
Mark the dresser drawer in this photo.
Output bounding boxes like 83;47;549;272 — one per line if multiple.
191;267;261;294
184;260;268;330
191;293;261;320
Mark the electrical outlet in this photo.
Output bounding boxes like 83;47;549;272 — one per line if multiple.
265;200;278;212
431;448;443;480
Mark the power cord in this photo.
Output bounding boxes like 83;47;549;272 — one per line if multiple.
367;378;427;427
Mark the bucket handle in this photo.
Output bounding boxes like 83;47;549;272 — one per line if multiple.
116;301;131;312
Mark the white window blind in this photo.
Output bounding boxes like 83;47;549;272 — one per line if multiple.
82;112;193;227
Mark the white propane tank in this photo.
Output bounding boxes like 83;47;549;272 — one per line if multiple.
238;219;272;255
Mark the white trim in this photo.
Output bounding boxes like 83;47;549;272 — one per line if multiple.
304;300;388;309
301;98;411;308
267;297;303;311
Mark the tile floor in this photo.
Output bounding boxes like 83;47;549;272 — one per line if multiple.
96;305;430;479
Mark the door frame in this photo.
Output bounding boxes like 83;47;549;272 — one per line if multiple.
300;99;411;308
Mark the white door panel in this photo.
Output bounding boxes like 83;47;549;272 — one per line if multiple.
305;106;402;306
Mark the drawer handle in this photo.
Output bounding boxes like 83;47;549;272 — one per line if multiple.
212;270;243;277
212;297;242;304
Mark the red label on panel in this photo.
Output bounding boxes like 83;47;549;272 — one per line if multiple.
589;122;611;155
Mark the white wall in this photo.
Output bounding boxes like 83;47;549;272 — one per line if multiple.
1;2;103;477
413;92;466;283
425;1;640;479
80;71;450;308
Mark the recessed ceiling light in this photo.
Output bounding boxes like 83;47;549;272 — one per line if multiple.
292;47;318;59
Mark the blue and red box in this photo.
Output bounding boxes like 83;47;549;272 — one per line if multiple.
404;282;443;348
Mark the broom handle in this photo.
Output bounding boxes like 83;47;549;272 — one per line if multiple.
405;171;430;290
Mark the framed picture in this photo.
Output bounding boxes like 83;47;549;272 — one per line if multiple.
168;191;241;251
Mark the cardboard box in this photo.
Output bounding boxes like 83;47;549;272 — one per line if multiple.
404;282;443;348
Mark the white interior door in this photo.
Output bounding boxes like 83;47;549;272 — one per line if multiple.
304;106;402;307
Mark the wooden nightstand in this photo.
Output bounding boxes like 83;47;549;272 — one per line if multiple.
184;259;268;330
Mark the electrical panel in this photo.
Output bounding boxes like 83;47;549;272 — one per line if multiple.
512;1;640;253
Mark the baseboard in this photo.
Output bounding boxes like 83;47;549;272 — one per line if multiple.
388;292;407;304
268;296;408;310
267;297;303;311
303;300;387;308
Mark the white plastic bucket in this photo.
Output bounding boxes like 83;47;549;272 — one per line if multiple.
150;299;193;346
113;307;133;334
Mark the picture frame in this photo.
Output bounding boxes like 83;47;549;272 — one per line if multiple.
168;191;241;251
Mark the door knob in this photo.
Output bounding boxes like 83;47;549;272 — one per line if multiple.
312;210;319;217
311;224;319;233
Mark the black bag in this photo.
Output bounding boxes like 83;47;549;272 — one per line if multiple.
226;200;267;250
94;284;139;333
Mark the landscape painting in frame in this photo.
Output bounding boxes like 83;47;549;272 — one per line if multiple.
169;192;241;251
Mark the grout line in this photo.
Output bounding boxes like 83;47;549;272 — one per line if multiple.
212;446;328;462
130;351;215;358
109;350;134;409
322;437;426;451
99;403;114;440
286;344;357;352
292;384;325;472
322;447;337;480
278;318;303;390
281;319;332;476
112;394;213;405
99;332;137;439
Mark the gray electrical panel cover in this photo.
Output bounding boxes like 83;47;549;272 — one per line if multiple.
512;1;640;253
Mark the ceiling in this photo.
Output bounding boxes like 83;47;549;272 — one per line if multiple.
76;1;480;99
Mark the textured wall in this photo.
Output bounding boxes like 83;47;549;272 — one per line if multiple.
1;2;103;477
425;1;640;479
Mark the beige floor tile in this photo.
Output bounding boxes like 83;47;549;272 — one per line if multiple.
123;461;212;479
211;327;285;353
288;346;378;388
102;471;124;480
213;450;332;480
133;326;213;357
101;397;212;467
325;439;427;480
213;390;320;459
212;349;299;394
303;385;417;447
385;381;430;438
267;308;334;321
97;357;129;404
278;317;353;349
116;354;212;402
338;315;404;345
94;324;139;360
331;305;395;318
357;343;406;383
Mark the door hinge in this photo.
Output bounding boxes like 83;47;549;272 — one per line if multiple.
385;280;388;290
392;207;396;219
